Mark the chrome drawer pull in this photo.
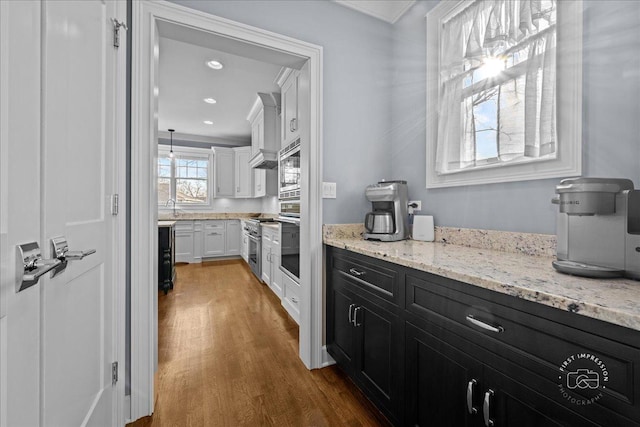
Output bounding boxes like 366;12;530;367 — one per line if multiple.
349;268;365;277
467;379;478;414
466;315;504;333
353;306;362;327
483;389;495;427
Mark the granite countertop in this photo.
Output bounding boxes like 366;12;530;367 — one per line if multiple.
158;212;274;221
261;223;280;230
158;220;176;227
324;236;640;332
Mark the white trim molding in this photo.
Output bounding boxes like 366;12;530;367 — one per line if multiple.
131;1;324;422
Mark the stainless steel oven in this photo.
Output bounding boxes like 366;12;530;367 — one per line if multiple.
276;216;300;283
247;233;261;279
278;138;301;200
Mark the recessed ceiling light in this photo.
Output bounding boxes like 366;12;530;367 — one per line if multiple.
206;60;223;70
203;98;217;104
203;120;213;125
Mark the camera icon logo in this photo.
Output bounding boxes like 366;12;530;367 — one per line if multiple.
567;369;600;390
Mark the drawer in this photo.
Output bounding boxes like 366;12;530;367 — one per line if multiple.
204;220;225;230
174;220;193;232
330;248;399;304
405;270;640;422
282;273;300;324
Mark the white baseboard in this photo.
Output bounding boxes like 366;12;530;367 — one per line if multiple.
321;345;336;368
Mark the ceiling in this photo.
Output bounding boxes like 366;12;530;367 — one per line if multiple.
333;0;416;23
158;37;284;145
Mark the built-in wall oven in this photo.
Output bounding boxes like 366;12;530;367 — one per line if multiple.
279;138;301;200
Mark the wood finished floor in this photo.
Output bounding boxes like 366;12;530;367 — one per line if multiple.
128;260;391;427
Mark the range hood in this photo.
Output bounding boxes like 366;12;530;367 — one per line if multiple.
247;92;281;170
249;150;278;169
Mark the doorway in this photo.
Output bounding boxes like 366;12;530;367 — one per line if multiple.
130;1;324;422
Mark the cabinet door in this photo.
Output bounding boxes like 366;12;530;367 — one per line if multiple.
241;231;249;262
214;147;234;197
175;231;194;263
353;293;403;423
327;271;357;375
405;322;483;427
270;229;282;297
281;72;299;146
225;220;241;255
254;169;266;198
261;235;271;285
234;146;252;198
203;222;225;257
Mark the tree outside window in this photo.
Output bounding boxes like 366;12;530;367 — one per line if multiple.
158;149;210;206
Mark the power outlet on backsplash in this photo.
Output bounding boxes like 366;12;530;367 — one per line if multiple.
408;200;421;214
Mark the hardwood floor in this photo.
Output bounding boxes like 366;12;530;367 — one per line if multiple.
128;260;391;427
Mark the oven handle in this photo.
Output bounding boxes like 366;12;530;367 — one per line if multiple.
276;216;300;225
247;234;261;243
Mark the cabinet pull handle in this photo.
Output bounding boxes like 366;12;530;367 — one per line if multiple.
466;315;504;333
349;268;365;277
483;389;495;427
353;306;362;327
291;297;298;304
348;303;356;324
467;379;478;415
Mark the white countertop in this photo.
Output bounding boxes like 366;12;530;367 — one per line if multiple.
324;236;640;332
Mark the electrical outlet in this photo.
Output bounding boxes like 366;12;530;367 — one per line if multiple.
409;200;422;214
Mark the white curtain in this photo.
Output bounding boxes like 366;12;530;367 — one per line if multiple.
435;0;557;175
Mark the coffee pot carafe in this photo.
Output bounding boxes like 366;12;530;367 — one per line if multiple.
364;180;409;242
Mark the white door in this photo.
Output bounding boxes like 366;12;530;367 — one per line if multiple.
0;1;125;426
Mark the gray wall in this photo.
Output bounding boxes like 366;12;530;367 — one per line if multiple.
171;0;640;234
170;0;394;224
391;1;640;234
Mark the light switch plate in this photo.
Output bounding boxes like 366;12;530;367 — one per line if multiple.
322;182;337;199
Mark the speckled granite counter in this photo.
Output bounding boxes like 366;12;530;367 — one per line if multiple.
157;220;176;227
324;225;640;332
158;212;274;221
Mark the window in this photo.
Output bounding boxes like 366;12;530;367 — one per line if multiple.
426;0;582;188
158;147;211;206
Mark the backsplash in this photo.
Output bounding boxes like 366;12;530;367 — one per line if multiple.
323;224;557;258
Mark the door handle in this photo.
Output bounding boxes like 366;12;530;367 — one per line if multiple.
353;306;362;327
50;236;96;277
16;242;62;292
348;303;356;325
467;379;478;415
483;389;495;427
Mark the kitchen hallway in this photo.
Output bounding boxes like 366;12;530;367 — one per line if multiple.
128;260;390;426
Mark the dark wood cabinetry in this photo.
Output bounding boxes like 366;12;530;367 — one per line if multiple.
325;246;640;427
158;223;175;295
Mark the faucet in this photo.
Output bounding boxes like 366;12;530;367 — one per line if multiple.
165;198;176;216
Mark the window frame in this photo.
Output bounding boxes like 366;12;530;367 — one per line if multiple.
426;0;583;188
158;145;214;209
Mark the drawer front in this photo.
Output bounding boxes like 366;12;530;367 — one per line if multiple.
330;248;399;304
174;220;193;232
204;220;225;230
405;271;640;423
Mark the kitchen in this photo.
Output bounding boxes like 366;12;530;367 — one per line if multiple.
2;0;640;426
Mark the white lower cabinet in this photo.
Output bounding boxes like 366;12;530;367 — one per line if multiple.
203;220;226;257
175;221;194;263
281;272;300;324
173;219;242;262
260;224;282;298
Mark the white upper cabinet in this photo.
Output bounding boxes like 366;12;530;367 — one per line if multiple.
247;92;280;197
213;147;234;197
234;146;252;198
278;69;300;147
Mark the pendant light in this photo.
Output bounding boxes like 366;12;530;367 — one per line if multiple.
168;128;175;158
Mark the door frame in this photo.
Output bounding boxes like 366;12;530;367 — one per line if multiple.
130;1;324;421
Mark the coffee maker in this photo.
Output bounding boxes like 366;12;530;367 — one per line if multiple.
551;177;640;279
364;180;409;242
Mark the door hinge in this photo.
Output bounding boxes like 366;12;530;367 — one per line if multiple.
112;361;118;385
111;18;128;48
111;194;119;216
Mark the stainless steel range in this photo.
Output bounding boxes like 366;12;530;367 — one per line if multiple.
244;218;275;280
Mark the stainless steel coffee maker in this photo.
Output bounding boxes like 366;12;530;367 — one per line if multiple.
551;177;640;279
364;180;409;242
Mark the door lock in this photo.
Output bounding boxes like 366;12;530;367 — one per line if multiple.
16;242;61;292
